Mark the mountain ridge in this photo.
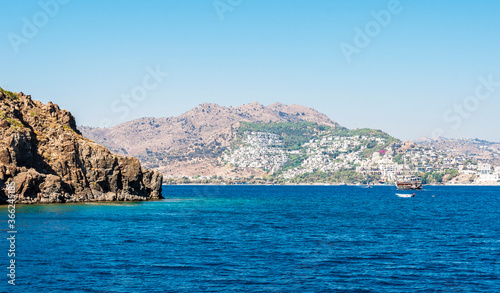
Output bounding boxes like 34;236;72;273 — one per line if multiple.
415;136;500;165
80;102;339;175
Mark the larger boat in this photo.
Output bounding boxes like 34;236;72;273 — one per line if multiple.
396;153;423;190
396;176;422;190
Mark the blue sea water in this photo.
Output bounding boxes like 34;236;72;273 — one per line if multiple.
1;185;499;292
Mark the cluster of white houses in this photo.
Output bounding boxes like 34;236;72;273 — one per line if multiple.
223;132;500;183
222;132;289;173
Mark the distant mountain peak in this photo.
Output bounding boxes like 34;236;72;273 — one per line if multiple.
79;102;339;171
267;102;286;108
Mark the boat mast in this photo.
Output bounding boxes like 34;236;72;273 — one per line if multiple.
403;151;406;179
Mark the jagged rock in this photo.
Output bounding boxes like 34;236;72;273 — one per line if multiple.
0;89;163;204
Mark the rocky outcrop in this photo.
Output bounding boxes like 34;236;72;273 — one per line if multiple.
0;88;162;204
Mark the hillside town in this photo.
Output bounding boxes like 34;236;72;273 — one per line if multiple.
222;132;288;173
222;131;500;184
417;137;500;166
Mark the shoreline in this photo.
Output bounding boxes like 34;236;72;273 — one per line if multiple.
164;183;500;187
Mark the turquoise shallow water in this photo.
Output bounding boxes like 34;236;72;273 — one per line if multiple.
1;185;499;292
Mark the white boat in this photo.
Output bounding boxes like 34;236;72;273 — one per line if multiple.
396;193;415;198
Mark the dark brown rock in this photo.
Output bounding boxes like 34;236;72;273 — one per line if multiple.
0;89;163;204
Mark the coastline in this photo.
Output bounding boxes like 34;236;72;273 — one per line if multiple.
164;183;500;187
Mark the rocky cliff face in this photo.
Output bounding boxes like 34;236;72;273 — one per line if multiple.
0;88;163;204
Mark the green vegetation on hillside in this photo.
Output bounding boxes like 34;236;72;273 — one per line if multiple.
332;127;396;140
6;117;23;129
63;125;77;133
422;169;460;184
422;172;443;184
0;87;18;100
331;127;399;158
238;121;331;150
445;169;459;178
283;153;306;169
393;154;403;164
282;170;379;184
274;153;308;175
348;128;397;141
0;110;23;130
237;123;398;153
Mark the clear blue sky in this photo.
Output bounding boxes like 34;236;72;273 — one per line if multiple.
1;0;499;141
